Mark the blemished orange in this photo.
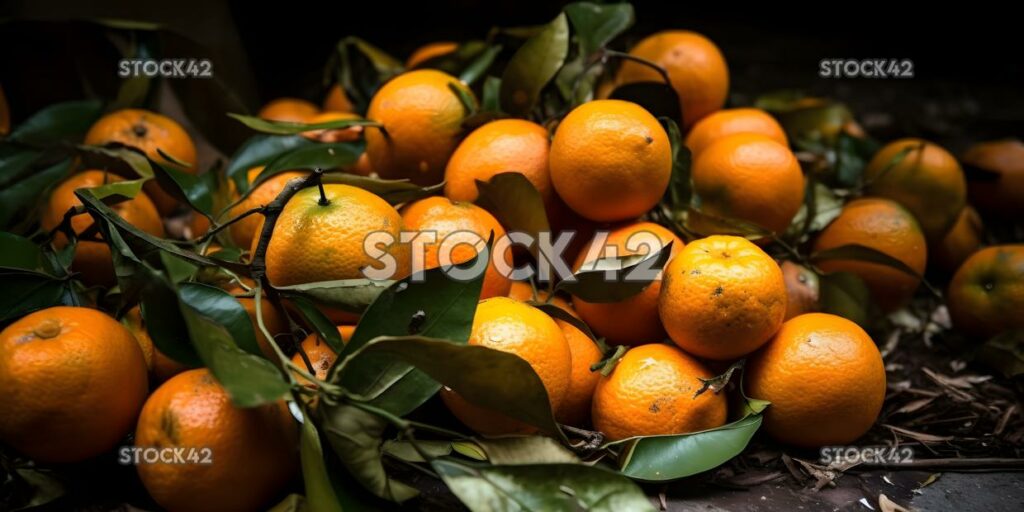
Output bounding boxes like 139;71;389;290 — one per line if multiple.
931;206;984;272
406;41;458;68
745;313;886;447
781;261;820;321
616;30;728;127
592;344;727;441
813;198;927;312
365;70;476;185
135;368;297;512
401;197;512;299
864;138;966;240
947;245;1024;340
258;97;319;123
266;184;410;286
301;111;362;143
40;170;165;286
444;119;553;208
573;222;683;346
691;133;805;234
554;319;603;427
507;281;577;319
229;167;308;250
441;297;572;435
685;108;788;157
0;306;148;463
290;326;353;382
659;235;787;360
962;139;1024;218
323;84;354;113
84;109;198;214
549;99;672;222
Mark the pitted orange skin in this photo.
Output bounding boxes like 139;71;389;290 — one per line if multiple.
685;108;788;157
555;319;603;427
947;245;1024;339
291;325;353;382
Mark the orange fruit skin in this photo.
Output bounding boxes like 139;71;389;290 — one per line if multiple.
229;167;308;249
41;170;165;286
864;138;966;240
813;198;927;312
781;261;820;321
573;222;683;346
135;368;297;512
444;119;553;208
549;100;672;222
441;297;571;435
258;97;319;123
265;184;410;287
406;41;459;68
84;109;198;214
962;139;1024;218
323;84;355;113
0;306;148;463
290;326;352;382
659;235;786;360
592;344;727;441
365;70;476;185
301;111;362;143
685;108;788;157
554;319;603;427
931;206;984;272
745;313;886;448
691;133;805;234
947;245;1024;340
401;196;512;300
507;281;577;319
616;30;729;128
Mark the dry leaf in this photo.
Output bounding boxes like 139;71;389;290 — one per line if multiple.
879;494;912;512
882;424;954;444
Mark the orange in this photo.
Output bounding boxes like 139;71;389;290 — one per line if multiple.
0;306;148;463
962;139;1024;218
549;99;672;222
591;344;727;441
135;368;297;512
691;133;804;234
265;184;410;286
401;196;512;299
441;297;571;435
781;261;820;320
947;245;1024;339
554;319;603;427
84;108;198;214
864;138;966;240
685;108;788;157
364;70;476;185
573;222;683;346
290;326;353;382
745;313;886;447
444;119;554;209
406;41;458;68
228;167;308;250
616;30;729;127
659;235;786;360
351;152;374;177
301;111;362;143
258;97;319;123
41;170;165;286
813;198;927;312
507;281;577;318
932;206;984;272
238;295;289;361
123;306;193;382
323;84;354;113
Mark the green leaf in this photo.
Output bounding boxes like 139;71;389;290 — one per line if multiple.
339;336;560;435
556;242;673;303
977;329;1024;378
226;135;314;193
151;161;216;215
660;118;692;209
9;100;103;146
0;232;45;271
227;113;381;136
564;2;635;55
0;158;73;230
5;466;67;511
482;76;502;113
299;408;344;512
811;243;923;279
89;178;146;205
474;172;550;261
607;399;769;482
75;144;155;179
818;271;871;327
289;294;345;353
0;146;44;188
159;251;200;284
0;269;69;324
460;44;503;85
329;37;404;112
532;302;598;342
322;173;443;205
500;13;570;116
179;282;263;357
683;208;772;239
276;279;392;317
449;83;478;116
320;400;419;503
244;142;363;194
433;460;655;512
140;276;202;368
753;90;807;113
470;436;579;465
382;439;454;463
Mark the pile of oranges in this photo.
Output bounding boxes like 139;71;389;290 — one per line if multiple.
1;23;1023;512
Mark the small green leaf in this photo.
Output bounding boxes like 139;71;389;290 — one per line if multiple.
661;118;692;209
9;100;103;146
382;439;453;463
818;271;871;326
299;408;344;512
474;172;550;261
557;242;673;303
179;282;263;357
248;142;363;192
0;232;45;271
89;178;146;205
75;144;155;179
500;13;570;116
227;113;381;135
481;76;502;113
289;294;345;353
0;158;73;229
459;44;503;85
0;269;69;323
471;436;579;465
564;2;635;55
151;162;216;215
275;279;392;318
323;173;443;205
226;135;314;193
